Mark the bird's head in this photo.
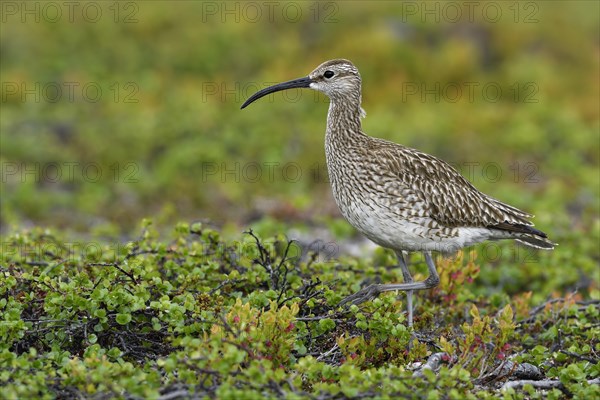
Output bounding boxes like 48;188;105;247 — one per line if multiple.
307;59;362;100
241;59;362;109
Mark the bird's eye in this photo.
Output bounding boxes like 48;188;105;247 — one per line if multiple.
323;70;335;79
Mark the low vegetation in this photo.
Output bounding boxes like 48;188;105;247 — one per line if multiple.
2;222;598;398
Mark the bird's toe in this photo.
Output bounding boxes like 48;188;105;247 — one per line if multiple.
339;284;383;306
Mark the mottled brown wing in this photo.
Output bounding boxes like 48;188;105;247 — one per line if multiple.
376;141;533;228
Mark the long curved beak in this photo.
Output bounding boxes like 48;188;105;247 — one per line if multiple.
241;76;313;109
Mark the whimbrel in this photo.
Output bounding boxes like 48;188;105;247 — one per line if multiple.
241;59;555;326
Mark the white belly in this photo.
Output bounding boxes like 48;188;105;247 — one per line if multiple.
334;190;492;253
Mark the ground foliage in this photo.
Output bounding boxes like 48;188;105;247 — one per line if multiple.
1;222;598;399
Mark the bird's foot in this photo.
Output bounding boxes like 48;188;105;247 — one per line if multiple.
339;284;384;306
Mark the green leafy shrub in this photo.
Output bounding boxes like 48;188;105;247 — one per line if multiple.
1;224;598;399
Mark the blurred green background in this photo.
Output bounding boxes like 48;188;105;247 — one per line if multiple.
1;1;598;249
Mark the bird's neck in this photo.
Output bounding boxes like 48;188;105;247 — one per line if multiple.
325;99;367;146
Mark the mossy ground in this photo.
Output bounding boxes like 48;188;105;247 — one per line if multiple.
1;222;598;399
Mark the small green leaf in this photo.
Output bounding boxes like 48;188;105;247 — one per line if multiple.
318;318;336;332
116;313;132;325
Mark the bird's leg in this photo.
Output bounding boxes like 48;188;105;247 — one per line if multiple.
395;250;414;326
423;251;440;288
339;251;441;320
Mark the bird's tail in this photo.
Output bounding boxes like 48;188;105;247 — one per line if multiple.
515;235;556;250
491;222;556;250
